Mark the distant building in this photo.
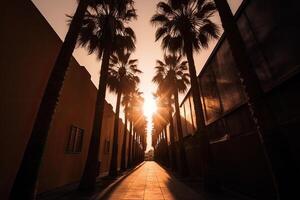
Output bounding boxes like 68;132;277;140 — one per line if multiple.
145;150;154;161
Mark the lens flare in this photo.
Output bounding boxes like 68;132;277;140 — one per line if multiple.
143;96;157;118
143;94;157;151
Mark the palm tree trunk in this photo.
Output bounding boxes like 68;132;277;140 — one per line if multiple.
109;89;122;177
120;105;128;171
185;45;211;176
213;0;281;197
9;1;88;199
167;98;177;171
78;45;112;190
173;90;188;176
127;121;133;168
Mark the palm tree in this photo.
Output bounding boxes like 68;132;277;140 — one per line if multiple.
133;112;147;164
78;0;137;190
120;92;131;170
126;93;134;168
153;54;190;175
9;1;90;199
107;50;141;177
154;89;177;171
153;94;171;166
129;90;144;165
151;0;220;178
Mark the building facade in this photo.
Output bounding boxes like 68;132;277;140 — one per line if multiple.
154;0;300;199
0;1;136;199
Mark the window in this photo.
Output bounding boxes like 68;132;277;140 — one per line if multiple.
239;0;300;89
66;125;84;153
183;96;194;134
200;65;222;123
199;39;246;124
189;95;197;132
213;39;245;112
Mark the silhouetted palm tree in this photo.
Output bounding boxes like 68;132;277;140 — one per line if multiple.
153;54;190;175
107;50;141;177
133;111;147;163
77;0;137;190
126;89;142;167
120;92;131;170
9;1;90;199
125;92;134;168
154;89;177;171
135;116;147;163
129;90;145;165
151;0;220;178
153;93;171;166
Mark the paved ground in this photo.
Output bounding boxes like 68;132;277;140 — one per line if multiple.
103;161;232;200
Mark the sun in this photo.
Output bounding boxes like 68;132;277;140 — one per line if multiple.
143;95;157;118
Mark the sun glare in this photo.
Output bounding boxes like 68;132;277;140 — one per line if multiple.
143;94;157;152
143;96;157;118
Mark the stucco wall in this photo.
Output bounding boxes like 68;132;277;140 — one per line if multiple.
37;58;97;193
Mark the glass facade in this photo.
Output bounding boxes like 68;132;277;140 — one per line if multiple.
199;38;246;124
175;0;300;135
189;95;197;131
214;39;245;113
180;105;188;137
184;95;195;135
239;0;300;90
200;65;222;123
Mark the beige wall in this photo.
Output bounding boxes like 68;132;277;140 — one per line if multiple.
98;104;114;176
98;112;127;176
0;1;125;198
37;59;96;193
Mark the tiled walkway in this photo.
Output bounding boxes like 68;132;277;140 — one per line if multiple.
104;161;205;200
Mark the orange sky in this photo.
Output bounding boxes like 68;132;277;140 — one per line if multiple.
32;0;242;151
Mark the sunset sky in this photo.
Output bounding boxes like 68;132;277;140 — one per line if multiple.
31;0;242;151
32;0;241;105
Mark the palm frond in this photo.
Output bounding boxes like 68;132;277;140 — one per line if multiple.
157;2;174;15
128;59;138;65
155;27;168;41
151;0;220;56
197;1;216;18
151;14;169;25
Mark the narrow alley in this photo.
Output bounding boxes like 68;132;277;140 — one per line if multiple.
104;161;202;200
103;162;236;200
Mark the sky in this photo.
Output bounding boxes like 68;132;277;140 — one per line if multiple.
31;0;242;151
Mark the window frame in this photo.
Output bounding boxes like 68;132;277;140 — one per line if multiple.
66;125;84;154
